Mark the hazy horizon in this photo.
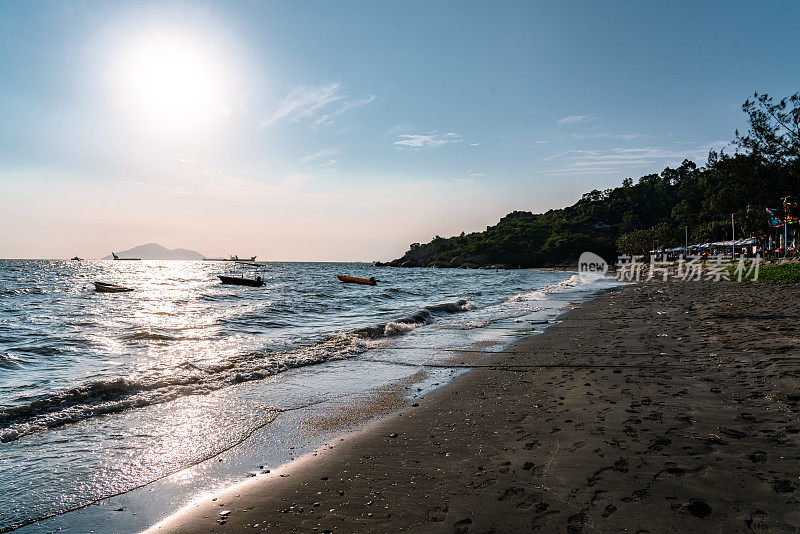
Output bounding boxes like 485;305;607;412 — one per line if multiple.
2;1;799;260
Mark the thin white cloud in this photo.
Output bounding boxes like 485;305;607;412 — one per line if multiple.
313;94;376;128
540;153;562;162
469;142;480;146
300;147;340;164
615;133;644;140
337;94;376;115
542;142;729;176
394;132;462;149
384;122;415;137
558;115;596;125
569;132;645;140
260;83;375;129
260;82;344;128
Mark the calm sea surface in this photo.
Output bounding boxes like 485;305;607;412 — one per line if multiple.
0;260;614;532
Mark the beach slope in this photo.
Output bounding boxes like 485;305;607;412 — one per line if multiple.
149;281;800;533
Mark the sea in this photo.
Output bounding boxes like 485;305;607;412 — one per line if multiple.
0;260;617;533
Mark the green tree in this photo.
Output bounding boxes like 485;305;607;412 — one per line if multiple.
736;91;800;164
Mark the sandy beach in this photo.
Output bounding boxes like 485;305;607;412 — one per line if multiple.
148;280;800;533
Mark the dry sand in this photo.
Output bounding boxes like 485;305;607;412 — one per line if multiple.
147;281;800;533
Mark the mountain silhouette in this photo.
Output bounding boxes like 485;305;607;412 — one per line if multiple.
103;243;205;260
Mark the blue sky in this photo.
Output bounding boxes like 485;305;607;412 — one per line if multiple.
1;1;799;259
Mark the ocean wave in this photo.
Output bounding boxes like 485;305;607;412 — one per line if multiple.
3;343;65;358
384;321;422;336
507;274;583;301
122;330;179;341
0;287;46;296
0;352;30;370
378;287;419;298
354;298;475;339
0;298;476;443
443;273;592;330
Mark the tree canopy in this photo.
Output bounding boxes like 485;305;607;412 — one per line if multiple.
736;91;800;165
384;91;800;268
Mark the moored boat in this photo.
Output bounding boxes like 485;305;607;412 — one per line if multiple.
203;255;257;262
112;252;141;261
94;281;134;293
336;275;377;286
233;256;258;263
218;275;264;287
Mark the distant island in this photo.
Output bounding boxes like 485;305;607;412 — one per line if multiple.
103;243;205;260
382;90;800;268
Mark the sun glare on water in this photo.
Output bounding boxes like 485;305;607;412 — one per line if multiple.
112;31;232;133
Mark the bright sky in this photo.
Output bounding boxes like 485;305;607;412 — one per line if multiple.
1;1;799;260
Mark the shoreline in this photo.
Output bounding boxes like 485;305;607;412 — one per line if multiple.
4;267;590;534
373;263;579;271
148;280;800;533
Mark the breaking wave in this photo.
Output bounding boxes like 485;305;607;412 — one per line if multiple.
0;298;476;443
507;274;584;301
0;267;609;444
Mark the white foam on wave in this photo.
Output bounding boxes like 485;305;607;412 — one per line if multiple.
384;321;422;336
0;272;620;445
443;273;619;333
461;299;477;311
0;297;479;443
507;273;584;301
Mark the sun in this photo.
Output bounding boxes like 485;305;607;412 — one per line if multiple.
113;31;231;132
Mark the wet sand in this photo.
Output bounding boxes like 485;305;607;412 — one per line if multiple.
147;281;800;533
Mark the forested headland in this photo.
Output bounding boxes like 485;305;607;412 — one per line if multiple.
382;92;800;268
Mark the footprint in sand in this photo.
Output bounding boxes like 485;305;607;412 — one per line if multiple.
498;486;524;502
686;498;711;519
566;440;586;452
647;437;671;452
453;517;471;534
613;457;629;472
567;512;587;534
746;509;769;533
601;504;617;518
771;479;796;493
427;506;448;522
